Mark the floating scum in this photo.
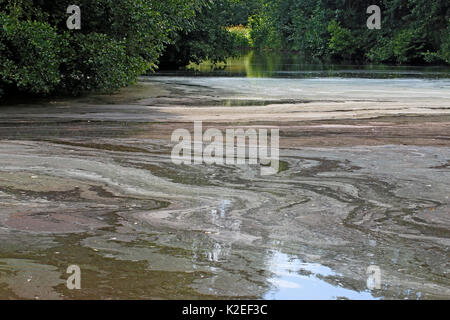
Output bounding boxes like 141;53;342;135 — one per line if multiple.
171;121;280;176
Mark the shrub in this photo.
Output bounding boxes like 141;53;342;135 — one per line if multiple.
392;29;425;64
289;4;330;57
227;25;251;49
248;15;282;50
0;13;61;95
327;20;356;59
58;33;150;94
367;37;395;63
0;0;202;97
367;29;426;64
437;24;450;64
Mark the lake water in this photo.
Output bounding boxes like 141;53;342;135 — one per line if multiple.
0;52;449;299
160;51;450;79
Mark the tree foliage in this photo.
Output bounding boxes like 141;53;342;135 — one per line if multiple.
248;0;450;64
1;0;448;99
159;0;236;68
159;0;257;68
0;0;201;97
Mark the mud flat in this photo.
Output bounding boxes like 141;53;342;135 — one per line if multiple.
0;76;449;299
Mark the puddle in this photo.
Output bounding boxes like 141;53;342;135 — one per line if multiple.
264;251;377;300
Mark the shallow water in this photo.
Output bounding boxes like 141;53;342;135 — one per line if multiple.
160;51;450;79
0;54;449;300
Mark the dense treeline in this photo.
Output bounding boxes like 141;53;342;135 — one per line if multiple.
160;0;259;68
0;0;230;98
1;0;449;98
159;0;240;68
164;0;449;66
246;0;449;64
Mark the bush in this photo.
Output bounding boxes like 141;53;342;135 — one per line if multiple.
288;4;330;57
0;13;61;95
0;0;202;97
368;28;428;64
437;24;450;64
59;33;150;94
423;25;450;64
227;25;251;49
327;20;356;59
392;29;425;64
367;37;396;63
248;15;282;50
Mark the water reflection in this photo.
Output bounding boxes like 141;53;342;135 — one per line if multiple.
157;51;450;79
211;199;240;231
264;251;377;300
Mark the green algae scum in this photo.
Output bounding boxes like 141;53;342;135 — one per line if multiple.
0;55;449;300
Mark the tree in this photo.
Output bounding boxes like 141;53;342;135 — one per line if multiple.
159;0;243;68
247;0;450;64
0;0;202;97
